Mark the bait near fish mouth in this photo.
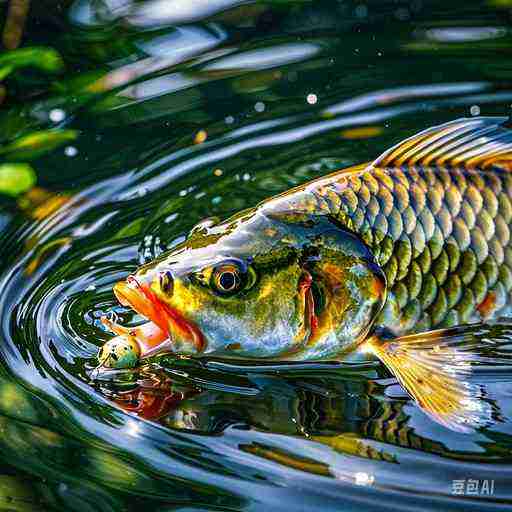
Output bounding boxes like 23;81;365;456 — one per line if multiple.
98;116;512;433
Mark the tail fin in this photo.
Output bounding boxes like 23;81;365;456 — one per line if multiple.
366;322;512;433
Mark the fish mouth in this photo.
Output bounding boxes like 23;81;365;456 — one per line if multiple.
113;276;205;356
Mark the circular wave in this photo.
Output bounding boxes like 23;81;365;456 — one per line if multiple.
2;3;512;508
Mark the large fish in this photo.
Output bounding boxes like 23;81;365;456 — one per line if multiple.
98;117;512;432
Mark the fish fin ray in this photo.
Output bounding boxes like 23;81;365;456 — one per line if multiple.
371;117;512;170
366;322;512;433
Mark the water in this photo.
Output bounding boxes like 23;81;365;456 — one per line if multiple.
1;0;512;510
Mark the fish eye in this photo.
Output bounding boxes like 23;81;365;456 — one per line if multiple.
219;271;237;290
212;263;243;295
159;271;173;294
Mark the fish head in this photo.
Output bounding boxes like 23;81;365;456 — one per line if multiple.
113;208;386;359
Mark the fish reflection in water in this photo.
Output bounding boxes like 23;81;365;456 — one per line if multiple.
97;358;510;482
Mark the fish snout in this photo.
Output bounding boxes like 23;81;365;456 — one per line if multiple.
113;276;154;319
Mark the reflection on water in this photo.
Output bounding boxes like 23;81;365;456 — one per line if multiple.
2;0;512;510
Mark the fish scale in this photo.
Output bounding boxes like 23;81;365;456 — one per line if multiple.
309;163;512;335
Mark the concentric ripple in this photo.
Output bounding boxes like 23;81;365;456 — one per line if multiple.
2;1;512;510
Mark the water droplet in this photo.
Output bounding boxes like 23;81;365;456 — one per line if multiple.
306;93;318;105
65;146;78;157
49;108;66;123
254;101;265;113
470;105;480;116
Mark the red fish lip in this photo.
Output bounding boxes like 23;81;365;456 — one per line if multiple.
114;276;205;354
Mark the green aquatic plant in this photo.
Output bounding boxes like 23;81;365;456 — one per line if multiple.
0;46;64;81
0;163;35;197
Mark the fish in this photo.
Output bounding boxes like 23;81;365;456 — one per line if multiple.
98;117;512;432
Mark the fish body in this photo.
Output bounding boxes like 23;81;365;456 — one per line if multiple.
100;117;512;432
267;131;512;341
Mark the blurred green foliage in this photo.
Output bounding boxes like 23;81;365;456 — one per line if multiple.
0;46;63;78
0;163;35;196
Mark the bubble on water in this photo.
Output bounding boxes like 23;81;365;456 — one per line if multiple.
225;115;234;124
306;93;318;105
242;173;251;181
65;146;78;157
254;101;265;113
211;196;222;205
470;105;480;116
49;108;66;123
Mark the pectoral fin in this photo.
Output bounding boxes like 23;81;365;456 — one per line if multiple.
365;323;512;433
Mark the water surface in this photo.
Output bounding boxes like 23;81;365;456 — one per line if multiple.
1;1;512;510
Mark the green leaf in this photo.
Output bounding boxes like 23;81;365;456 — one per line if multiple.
0;163;36;196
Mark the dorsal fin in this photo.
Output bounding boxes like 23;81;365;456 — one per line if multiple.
372;117;512;170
